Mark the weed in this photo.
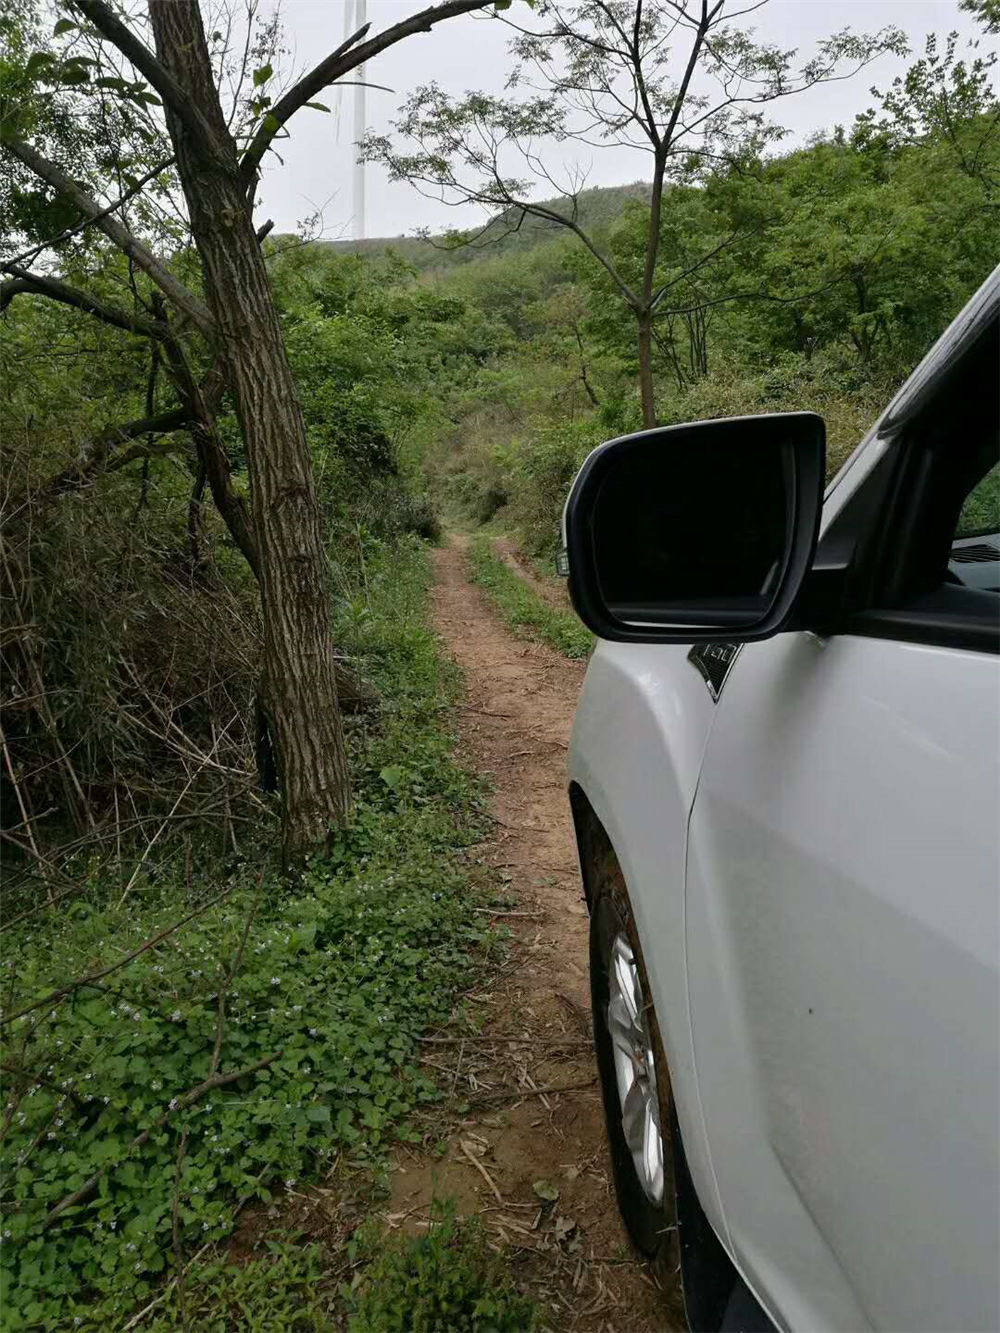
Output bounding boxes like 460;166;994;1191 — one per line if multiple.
468;536;593;660
145;1241;333;1332
345;1201;536;1333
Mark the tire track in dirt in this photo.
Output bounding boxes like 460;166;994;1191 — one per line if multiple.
388;535;679;1332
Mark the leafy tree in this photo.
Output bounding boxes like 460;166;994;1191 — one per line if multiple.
1;0;494;863
364;0;906;426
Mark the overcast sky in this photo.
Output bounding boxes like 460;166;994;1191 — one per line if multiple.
256;0;986;241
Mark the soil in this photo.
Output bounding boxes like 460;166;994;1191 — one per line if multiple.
385;535;681;1332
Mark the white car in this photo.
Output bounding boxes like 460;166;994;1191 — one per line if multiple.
563;266;999;1333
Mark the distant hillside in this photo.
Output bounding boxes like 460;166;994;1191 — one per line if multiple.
322;181;652;272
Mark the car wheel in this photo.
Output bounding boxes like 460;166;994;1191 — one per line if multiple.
589;865;679;1280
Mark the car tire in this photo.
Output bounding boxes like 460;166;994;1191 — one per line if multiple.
589;859;680;1289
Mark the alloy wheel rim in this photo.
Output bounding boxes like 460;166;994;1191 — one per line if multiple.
607;932;665;1206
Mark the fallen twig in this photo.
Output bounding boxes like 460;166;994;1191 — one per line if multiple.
1;885;234;1027
120;1242;211;1330
459;1139;503;1203
472;1078;596;1104
472;907;545;919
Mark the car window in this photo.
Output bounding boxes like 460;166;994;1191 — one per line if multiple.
956;462;1000;539
949;461;1000;597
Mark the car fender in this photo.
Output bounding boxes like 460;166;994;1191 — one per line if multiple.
568;638;730;1247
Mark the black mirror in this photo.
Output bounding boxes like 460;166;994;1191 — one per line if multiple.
563;413;825;643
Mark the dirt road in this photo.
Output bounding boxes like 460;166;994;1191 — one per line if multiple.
389;536;679;1331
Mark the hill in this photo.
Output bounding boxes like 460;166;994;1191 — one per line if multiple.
321;180;652;272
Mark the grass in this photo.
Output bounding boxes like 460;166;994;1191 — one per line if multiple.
345;1201;537;1332
0;533;526;1332
144;1242;333;1332
468;535;593;660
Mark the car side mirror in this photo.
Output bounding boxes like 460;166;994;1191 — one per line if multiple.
563;412;826;644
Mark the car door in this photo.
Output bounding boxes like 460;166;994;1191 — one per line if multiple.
684;345;999;1329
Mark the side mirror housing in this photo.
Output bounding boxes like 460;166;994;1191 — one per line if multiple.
563;412;825;644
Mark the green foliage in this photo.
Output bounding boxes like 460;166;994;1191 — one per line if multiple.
468;536;593;660
145;1242;333;1332
958;463;1000;537
321;182;652;275
406;17;997;550
346;1202;536;1333
0;538;498;1331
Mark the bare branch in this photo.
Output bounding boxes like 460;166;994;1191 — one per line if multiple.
12;408;191;507
4;157;176;268
1;264;168;339
70;0;218;152
239;0;491;187
158;323;260;578
41;1051;280;1231
0;885;234;1028
1;136;214;336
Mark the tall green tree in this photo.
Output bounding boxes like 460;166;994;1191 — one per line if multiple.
1;0;493;863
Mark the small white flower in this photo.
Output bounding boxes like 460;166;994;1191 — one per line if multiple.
270;976;281;987
169;1098;179;1110
171;1011;182;1022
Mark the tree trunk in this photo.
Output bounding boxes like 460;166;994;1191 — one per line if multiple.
636;310;656;429
148;0;351;862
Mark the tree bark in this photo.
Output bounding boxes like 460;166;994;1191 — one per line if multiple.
148;0;350;862
636;310;656;429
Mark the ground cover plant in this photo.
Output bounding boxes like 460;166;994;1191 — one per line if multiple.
468;536;594;660
0;537;502;1330
345;1202;537;1333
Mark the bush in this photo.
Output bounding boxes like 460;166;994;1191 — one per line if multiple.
346;1202;536;1333
0;451;264;885
657;350;901;479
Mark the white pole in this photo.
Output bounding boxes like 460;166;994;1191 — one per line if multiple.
353;0;367;240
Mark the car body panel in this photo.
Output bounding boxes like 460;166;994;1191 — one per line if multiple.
685;631;1000;1333
568;641;729;1244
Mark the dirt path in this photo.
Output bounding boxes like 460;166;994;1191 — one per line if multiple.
389;536;677;1332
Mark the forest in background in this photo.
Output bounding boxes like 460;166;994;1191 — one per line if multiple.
344;27;998;558
1;0;998;1326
